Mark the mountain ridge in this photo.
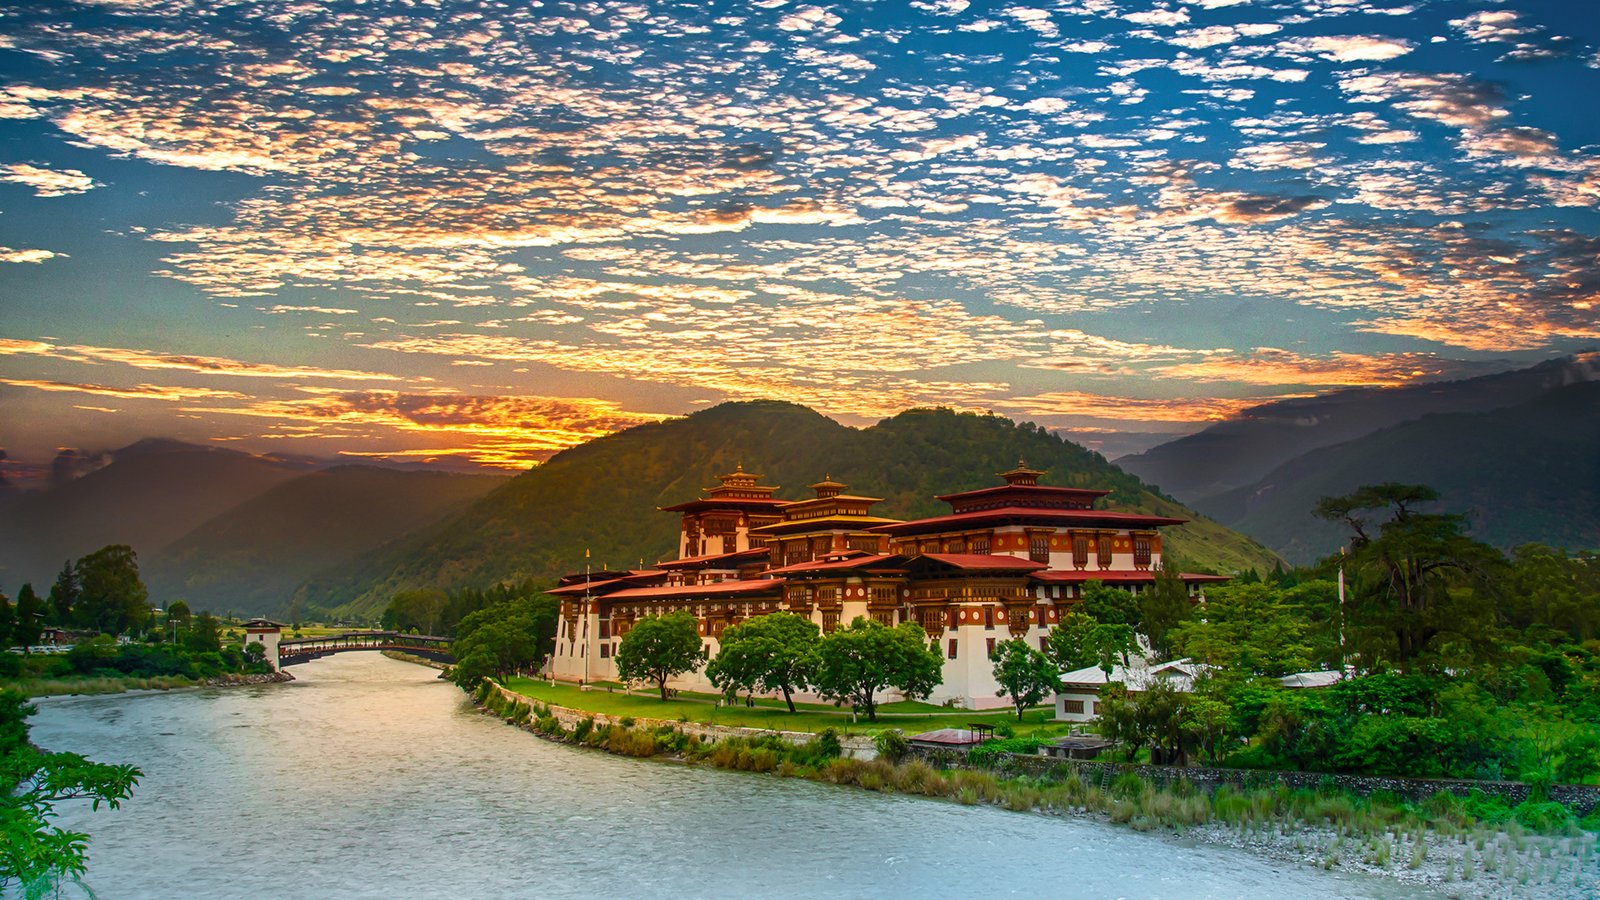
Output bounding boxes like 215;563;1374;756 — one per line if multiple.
1194;381;1600;565
1117;353;1600;505
294;401;1285;621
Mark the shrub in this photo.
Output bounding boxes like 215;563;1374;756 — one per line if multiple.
814;757;860;785
1577;808;1600;832
1463;790;1514;825
1419;791;1471;828
1111;772;1147;800
1511;800;1576;834
607;727;659;757
814;728;843;758
968;737;1046;765
874;729;910;764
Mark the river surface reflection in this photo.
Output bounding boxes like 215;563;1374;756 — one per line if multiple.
31;653;1438;899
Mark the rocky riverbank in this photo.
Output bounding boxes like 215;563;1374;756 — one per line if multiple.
16;669;294;699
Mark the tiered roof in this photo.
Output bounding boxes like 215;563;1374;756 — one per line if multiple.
935;460;1109;514
749;477;902;536
659;464;790;514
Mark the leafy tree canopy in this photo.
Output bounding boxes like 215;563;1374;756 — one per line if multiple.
615;611;705;701
74;545;149;637
811;618;943;721
1316;483;1504;669
705;612;819;712
1172;583;1314;678
1;690;141;895
990;638;1058;719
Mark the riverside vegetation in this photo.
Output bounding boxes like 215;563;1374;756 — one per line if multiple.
467;681;1600;895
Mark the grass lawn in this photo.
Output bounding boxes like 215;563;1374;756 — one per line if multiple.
501;678;1069;737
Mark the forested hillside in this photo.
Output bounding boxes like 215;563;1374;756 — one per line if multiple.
298;402;1283;621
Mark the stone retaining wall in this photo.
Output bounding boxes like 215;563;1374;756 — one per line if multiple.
909;748;1600;814
488;683;877;758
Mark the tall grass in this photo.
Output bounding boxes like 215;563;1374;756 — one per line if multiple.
16;674;198;697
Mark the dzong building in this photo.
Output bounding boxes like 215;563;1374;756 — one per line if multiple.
548;463;1226;709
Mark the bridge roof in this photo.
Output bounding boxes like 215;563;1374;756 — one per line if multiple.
278;632;451;647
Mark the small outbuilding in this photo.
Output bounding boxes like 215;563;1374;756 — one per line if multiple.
907;728;988;752
1054;658;1209;722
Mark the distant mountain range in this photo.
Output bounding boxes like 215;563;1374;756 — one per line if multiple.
1118;353;1598;503
296;401;1285;622
1117;354;1600;565
0;439;312;585
1194;381;1600;565
143;466;507;617
0;440;505;614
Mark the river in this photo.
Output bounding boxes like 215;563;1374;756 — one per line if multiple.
30;653;1439;899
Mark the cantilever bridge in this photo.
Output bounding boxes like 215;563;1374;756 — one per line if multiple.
276;631;455;667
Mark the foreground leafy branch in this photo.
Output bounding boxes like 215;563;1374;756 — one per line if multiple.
1;690;141;895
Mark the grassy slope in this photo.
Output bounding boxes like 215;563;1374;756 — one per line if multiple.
305;402;1282;619
144;465;505;616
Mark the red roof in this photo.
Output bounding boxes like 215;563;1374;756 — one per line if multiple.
605;579;784;601
913;553;1049;571
658;497;792;513
547;572;667;596
657;548;769;569
935;484;1109;504
872;506;1187;535
749;514;903;535
765;553;908;575
1028;570;1231;584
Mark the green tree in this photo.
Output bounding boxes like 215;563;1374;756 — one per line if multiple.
0;590;12;649
811;618;943;721
183;612;222;655
74;545;150;636
453;592;559;668
46;561;78;627
382;588;449;635
12;584;45;652
1139;561;1194;660
448;650;498;691
990;638;1058;719
243;641;267;667
1096;679;1193;765
165;599;192;635
1;689;141;895
1502;545;1600;643
615;611;706;700
1171;582;1314;678
1044;611;1136;678
705;612;820;712
1081;580;1140;628
451;618;538;685
1315;483;1503;669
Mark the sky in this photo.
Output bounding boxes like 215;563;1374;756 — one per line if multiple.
0;0;1596;476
